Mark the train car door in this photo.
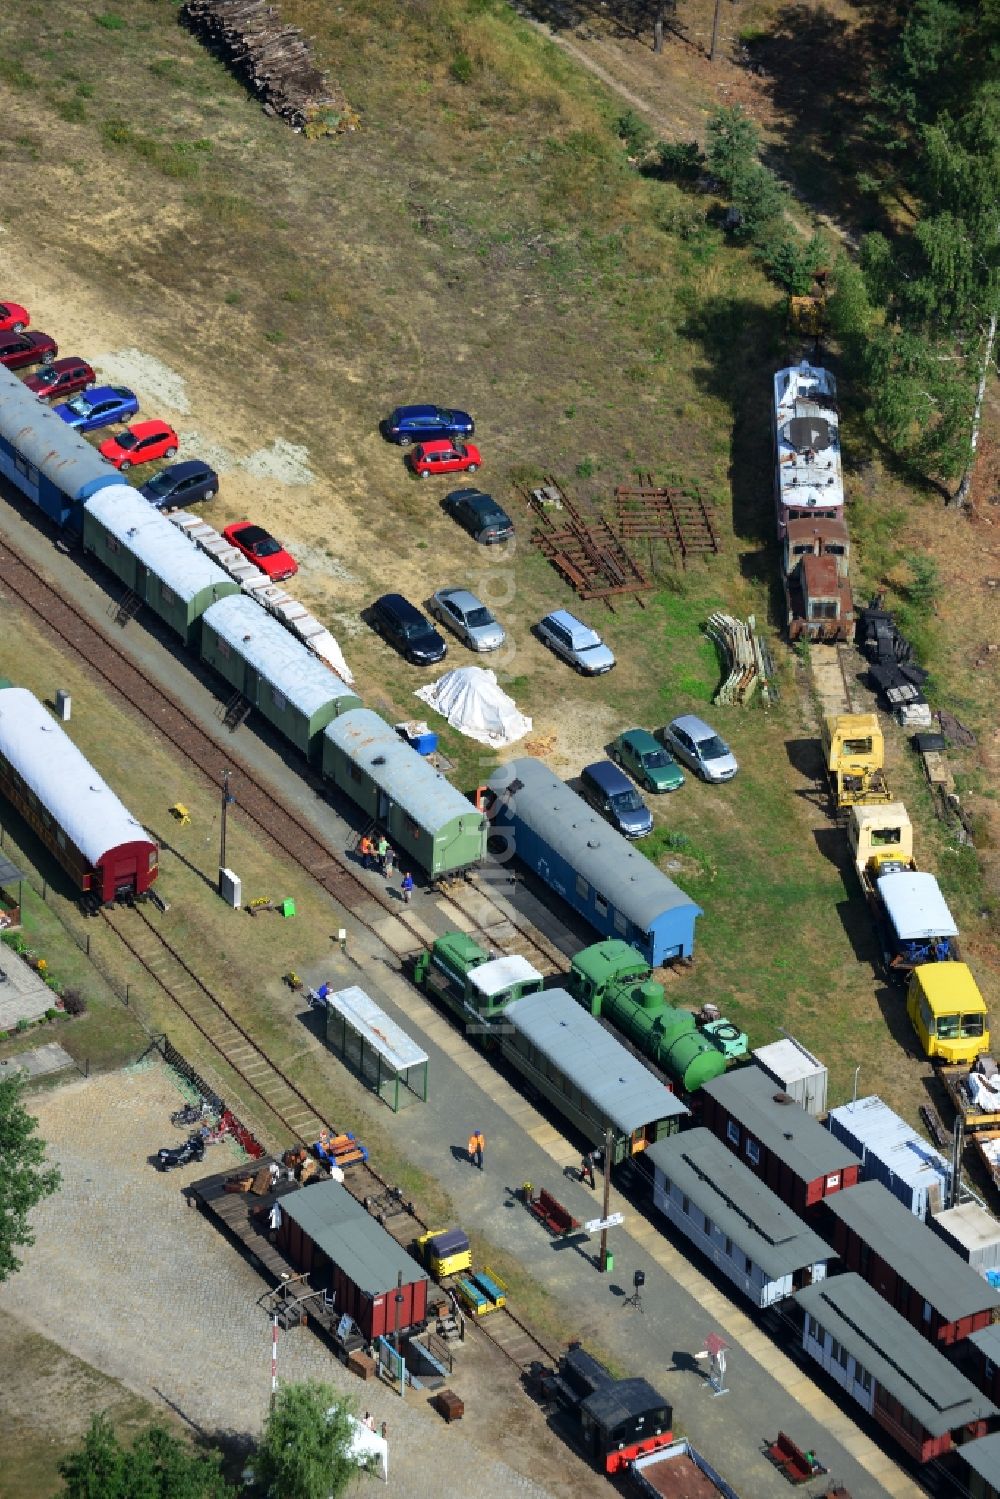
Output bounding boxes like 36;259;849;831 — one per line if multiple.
134;561;148;601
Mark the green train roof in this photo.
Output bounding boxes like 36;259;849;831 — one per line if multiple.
571;939;651;985
432;930;490;972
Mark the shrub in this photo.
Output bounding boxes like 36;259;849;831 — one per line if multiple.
616;108;654;159
706;106;760;191
652;139;704;181
95;12;126;29
44;1008;59;1022
62;989;88;1017
450;51;474;84
15;1018;29;1034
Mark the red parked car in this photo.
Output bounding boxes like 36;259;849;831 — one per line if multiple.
24;358;96;400
0;330;57;370
222;521;298;582
98;420;178;471
0;301;30;333
408;439;481;478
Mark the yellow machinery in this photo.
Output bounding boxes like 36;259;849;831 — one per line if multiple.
822;713;892;810
417;1228;471;1280
848;802;913;878
906;963;989;1066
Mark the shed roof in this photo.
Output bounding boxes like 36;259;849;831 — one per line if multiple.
824;1181;1000;1321
753;1037;825;1087
876;871;958;941
969;1325;1000;1365
826;1096;950;1198
934;1202;1000;1257
0;365;128;502
0;688;151;864
467;954;542;999
324;709;479;833
486;758;701;931
504;988;688;1135
202;595;359;719
959;1433;1000;1488
279;1181;429;1296
325;986;428;1073
86;488;237;604
702;1065;861;1181
796;1275;996;1436
647;1128;832;1279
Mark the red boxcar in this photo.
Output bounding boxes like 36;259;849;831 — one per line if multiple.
276;1180;429;1343
0;687;157;904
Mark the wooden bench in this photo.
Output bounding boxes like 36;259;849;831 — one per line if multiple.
765;1432;819;1485
528;1187;580;1236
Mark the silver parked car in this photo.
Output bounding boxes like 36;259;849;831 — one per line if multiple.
430;588;506;652
535;608;615;674
660;714;738;782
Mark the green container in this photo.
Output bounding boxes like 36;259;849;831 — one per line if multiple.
281;898;296;918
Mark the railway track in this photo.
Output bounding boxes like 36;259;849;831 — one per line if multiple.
0;535;567;976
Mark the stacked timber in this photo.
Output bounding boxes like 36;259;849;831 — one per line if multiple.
180;0;358;136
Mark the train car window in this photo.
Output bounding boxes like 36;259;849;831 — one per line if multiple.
348;763;362;780
681;1195;689;1216
14;452;28;478
160;583;176;606
594;893;608;917
106;536;120;554
56;830;66;849
217;637;230;659
575;874;588;900
745;1136;760;1165
271;686;287;712
857;1366;872;1394
613;910;627;936
725;1237;733;1258
406;819;421;842
148;850;157;871
726;1119;740;1146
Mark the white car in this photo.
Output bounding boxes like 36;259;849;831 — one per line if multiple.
660;714;738;782
430;588;506;652
536;609;615;674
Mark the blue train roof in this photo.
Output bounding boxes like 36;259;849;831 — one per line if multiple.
202;594;360;720
486;757;701;930
324;709;479;833
86;489;237;605
0;365;128;503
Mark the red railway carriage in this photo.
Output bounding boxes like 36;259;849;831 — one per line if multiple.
0;686;157;904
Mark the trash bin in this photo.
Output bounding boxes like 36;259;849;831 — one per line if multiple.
281;898;296;918
603;1250;614;1274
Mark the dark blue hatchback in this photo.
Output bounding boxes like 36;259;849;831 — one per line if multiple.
382;404;474;446
139;460;219;511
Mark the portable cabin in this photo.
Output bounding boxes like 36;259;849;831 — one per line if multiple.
818;1180;1000;1345
932;1202;1000;1272
275;1180;429;1341
323;985;428;1112
322;709;486;879
907;962;990;1066
200;594;361;760
961;1433;1000;1499
796;1275;996;1464
647;1128;832;1308
0;685;157;902
826;1096;951;1219
772;362;843;537
82;488;239;645
502;989;689;1163
485;758;701;966
0;365;129;528
701;1065;861;1216
753;1037;828;1118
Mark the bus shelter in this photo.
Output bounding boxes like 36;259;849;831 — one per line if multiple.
325;985;428;1112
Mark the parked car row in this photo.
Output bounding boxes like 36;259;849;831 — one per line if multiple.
580;716;739;839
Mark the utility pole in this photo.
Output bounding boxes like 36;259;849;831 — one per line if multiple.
598;1126;613;1272
219;768;234;888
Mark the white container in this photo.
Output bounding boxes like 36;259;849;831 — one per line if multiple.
753;1037;828;1117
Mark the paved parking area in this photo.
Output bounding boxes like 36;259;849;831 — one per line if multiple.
0;1063;561;1499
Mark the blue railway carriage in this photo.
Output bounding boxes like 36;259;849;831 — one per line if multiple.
322;708;486;879
199;594;361;761
83;488;239;646
501;988;689;1164
0;685;158;904
0;364;128;527
485;757;701;967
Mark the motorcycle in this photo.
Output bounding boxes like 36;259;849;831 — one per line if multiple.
156;1133;206;1171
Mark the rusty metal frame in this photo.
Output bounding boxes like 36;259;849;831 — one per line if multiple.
524;478;651;609
614;477;721;567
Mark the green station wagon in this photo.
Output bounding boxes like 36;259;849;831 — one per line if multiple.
611;728;684;793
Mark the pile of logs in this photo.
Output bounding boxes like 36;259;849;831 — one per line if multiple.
180;0;358;136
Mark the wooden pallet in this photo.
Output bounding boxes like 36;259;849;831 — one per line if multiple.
526;479;651;608
615;479;720;567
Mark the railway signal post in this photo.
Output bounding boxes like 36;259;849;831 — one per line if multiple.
219;768;235;896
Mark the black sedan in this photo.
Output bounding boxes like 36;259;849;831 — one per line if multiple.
370;592;447;665
443;487;514;544
139;460;219;511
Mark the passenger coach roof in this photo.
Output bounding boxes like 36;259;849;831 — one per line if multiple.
324;709;479;833
86;489;236;604
876;871;958;942
505;988;689;1135
486;757;700;929
0;687;151;864
202;594;358;719
0;365;127;501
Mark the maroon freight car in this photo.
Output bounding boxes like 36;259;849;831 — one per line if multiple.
276;1180;429;1342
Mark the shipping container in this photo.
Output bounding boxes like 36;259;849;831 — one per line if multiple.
753;1037;828;1117
826;1095;950;1219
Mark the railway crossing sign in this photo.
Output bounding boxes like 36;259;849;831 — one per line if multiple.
584;1212;624;1234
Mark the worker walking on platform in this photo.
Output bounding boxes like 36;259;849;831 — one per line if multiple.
468;1128;485;1170
400;870;414;903
377;835;389;874
359;834;373;870
581;1151;596;1189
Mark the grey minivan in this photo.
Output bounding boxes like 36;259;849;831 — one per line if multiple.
579;760;653;839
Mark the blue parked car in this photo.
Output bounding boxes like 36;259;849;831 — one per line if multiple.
382;404;474;446
55;386;139;433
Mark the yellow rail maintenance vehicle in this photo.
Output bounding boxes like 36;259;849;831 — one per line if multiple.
906;963;990;1068
822;712;892;813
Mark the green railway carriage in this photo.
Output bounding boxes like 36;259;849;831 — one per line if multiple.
322;709;487;879
200;594;361;761
83;487;239;646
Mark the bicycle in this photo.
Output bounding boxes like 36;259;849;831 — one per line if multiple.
170;1098;216;1128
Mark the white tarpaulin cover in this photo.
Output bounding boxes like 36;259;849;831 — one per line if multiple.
415;666;531;746
344;1416;388;1483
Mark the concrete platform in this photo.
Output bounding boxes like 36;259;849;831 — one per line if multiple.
0;947;58;1030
